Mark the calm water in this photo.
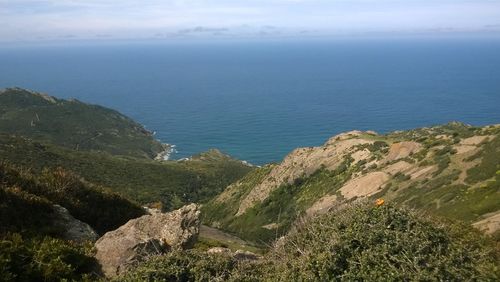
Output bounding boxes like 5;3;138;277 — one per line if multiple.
1;38;500;164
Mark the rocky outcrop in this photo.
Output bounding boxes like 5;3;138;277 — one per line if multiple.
383;141;422;162
94;204;200;277
339;172;390;200
52;204;98;242
236;131;373;215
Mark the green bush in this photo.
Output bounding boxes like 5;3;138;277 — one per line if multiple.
0;233;96;281
233;203;499;281
0;162;144;235
118;251;237;282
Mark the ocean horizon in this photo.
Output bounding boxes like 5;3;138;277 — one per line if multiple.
1;38;499;164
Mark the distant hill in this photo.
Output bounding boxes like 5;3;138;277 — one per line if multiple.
0;87;164;159
0;88;253;209
203;122;500;243
0;134;252;210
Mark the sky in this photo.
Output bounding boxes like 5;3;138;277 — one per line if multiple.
1;0;500;42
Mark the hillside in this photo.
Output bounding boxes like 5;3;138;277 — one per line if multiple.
0;87;165;159
203;122;500;243
0;162;145;237
0;88;253;209
0;134;252;209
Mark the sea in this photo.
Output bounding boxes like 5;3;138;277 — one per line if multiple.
1;37;499;165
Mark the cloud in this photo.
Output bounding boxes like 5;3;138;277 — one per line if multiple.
1;0;500;42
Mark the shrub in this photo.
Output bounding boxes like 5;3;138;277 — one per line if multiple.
233;202;499;281
0;233;96;281
0;162;145;235
118;250;237;282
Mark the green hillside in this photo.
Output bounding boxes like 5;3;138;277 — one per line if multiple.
0;88;253;209
0;88;164;159
0;134;252;210
203;123;500;243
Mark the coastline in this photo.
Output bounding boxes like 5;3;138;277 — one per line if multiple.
154;143;177;161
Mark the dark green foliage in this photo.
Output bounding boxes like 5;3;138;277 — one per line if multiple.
0;135;252;209
0;88;164;158
125;204;499;281
36;167;146;234
466;136;500;184
0;162;144;235
0;233;96;281
234;203;499;281
393;171;411;182
0;185;60;236
117;251;237;282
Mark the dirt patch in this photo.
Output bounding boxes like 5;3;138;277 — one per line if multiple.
306;195;338;217
472;211;500;234
339;172;390;200
453;145;477;155
460;135;491;146
409;165;436;179
384;141;422;162
383;161;414;175
351;149;371;163
199;225;250;247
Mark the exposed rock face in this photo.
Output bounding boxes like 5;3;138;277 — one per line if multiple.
383;141;422;162
94;204;200;277
53;205;99;242
236;131;373;215
339;172;390;200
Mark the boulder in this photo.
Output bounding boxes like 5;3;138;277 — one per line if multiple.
52;204;98;242
94;203;200;277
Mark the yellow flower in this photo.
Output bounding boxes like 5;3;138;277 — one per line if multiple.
375;198;385;206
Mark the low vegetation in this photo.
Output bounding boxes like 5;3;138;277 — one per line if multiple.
0;233;96;282
124;203;500;281
0;162;144;236
0;88;164;159
0;135;252;210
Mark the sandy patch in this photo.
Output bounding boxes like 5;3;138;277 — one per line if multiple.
383;161;414;175
453;145;477;155
384;141;422;162
306;195;338;217
339;172;390;200
472;211;500;234
351;149;371;163
409;165;436;179
460;135;490;146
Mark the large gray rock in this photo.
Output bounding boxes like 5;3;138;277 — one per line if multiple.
94;203;200;277
52;204;98;242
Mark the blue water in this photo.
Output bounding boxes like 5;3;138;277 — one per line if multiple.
1;38;500;165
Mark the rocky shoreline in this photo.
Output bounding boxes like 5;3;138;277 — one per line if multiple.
154;143;177;161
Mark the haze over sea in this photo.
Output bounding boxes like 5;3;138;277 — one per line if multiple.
1;37;499;165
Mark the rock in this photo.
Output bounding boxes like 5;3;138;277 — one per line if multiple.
384;141;422;162
234;250;260;260
52;204;98;242
207;247;233;255
206;247;260;261
94;203;200;277
235;133;373;216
